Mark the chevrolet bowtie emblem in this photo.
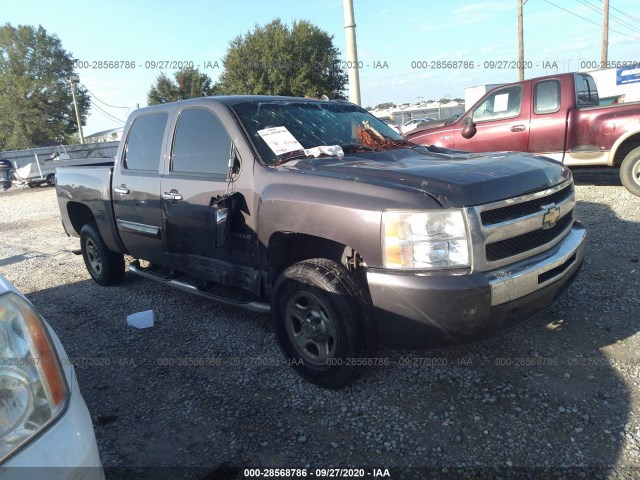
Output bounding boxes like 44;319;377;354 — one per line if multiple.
542;205;560;229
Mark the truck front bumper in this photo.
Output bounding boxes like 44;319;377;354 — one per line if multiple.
366;222;586;348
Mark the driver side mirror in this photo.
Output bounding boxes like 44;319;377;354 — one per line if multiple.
461;119;477;139
227;141;241;178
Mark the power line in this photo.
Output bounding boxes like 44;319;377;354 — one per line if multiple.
603;0;640;26
543;0;640;40
89;99;126;124
577;0;640;31
81;84;131;109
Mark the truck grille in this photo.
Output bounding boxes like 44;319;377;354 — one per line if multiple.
466;180;575;271
485;212;573;261
481;184;574;226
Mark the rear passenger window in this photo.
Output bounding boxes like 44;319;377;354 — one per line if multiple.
124;113;168;171
534;80;560;114
171;108;231;175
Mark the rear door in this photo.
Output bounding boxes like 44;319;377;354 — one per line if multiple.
160;107;238;281
454;83;530;152
527;78;566;157
112;111;169;264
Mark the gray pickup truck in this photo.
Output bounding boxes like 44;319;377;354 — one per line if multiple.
56;96;586;388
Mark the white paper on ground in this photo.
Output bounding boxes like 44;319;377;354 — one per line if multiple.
126;310;155;329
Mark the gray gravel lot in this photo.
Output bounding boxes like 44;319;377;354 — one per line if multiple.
1;170;639;479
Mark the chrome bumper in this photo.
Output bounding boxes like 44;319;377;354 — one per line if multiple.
488;224;587;306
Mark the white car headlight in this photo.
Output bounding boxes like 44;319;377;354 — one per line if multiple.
382;209;471;269
0;292;69;463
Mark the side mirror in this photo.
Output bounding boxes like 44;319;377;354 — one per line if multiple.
227;141;240;178
461;122;477;139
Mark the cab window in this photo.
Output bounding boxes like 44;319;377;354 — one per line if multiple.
575;74;599;107
472;85;522;122
171;108;231;175
534;80;561;114
123;113;168;171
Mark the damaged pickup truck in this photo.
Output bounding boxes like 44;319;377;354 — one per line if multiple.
56;96;586;388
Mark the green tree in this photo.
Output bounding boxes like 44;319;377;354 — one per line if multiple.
218;19;347;98
374;102;396;110
0;23;90;150
147;67;215;105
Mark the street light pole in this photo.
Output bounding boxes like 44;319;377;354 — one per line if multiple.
70;75;84;144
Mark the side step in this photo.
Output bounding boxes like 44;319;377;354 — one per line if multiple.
128;261;270;314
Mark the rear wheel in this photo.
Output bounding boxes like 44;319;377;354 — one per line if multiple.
80;223;125;286
620;146;640;197
272;258;378;389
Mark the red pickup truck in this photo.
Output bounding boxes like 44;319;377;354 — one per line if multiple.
405;72;640;196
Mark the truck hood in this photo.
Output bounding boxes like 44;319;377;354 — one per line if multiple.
280;148;570;208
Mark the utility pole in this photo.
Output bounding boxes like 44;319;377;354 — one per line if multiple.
343;0;361;105
601;0;609;69
69;75;84;144
518;0;526;81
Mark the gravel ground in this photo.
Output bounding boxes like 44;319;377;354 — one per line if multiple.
1;170;639;479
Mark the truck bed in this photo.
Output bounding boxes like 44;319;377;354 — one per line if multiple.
18;157;115;184
56;165;123;255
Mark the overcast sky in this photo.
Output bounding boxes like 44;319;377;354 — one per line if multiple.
5;0;640;134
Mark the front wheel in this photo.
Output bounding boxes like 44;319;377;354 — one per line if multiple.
80;223;125;286
272;258;378;389
46;173;56;187
620;146;640;197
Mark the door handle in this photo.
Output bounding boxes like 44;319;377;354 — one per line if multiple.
162;191;183;201
510;125;526;132
114;185;130;195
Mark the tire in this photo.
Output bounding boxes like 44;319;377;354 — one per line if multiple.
272;258;378;389
27;183;37;188
620;146;640;197
46;174;56;187
80;222;125;286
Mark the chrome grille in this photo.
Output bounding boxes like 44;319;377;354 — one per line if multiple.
485;212;573;261
481;184;574;225
465;179;575;271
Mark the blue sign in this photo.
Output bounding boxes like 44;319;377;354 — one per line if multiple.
616;66;640;85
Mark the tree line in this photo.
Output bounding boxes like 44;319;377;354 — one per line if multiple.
0;19;347;150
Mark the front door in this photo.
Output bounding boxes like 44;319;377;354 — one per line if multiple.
454;83;530;152
160;107;249;284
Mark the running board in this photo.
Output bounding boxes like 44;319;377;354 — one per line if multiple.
128;261;270;314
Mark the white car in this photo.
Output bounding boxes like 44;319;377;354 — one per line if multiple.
0;275;104;480
400;117;437;135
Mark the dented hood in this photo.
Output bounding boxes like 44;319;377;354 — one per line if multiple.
281;148;571;208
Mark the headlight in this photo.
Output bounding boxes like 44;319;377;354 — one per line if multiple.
382;209;471;269
0;292;68;463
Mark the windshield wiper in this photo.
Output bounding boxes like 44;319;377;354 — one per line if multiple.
340;143;377;153
272;150;308;166
272;147;344;166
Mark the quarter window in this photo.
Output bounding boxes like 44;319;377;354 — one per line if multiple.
124;113;167;171
575;74;599;107
534;80;560;114
171;109;231;175
472;85;522;122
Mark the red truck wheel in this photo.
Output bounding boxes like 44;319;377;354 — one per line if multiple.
620;147;640;197
271;258;378;389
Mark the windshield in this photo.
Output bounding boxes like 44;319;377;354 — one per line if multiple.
231;100;406;165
